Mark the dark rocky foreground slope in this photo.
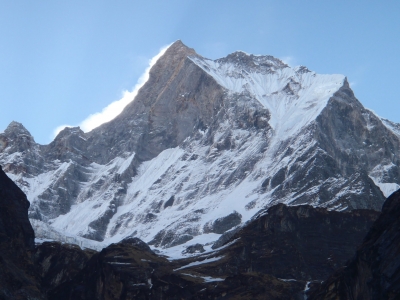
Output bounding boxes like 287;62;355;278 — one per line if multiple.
48;203;380;299
0;165;42;299
308;189;400;300
185;204;380;282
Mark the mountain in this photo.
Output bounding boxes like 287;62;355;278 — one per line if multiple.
0;40;399;253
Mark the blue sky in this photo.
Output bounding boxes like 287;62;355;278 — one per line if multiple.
1;1;399;144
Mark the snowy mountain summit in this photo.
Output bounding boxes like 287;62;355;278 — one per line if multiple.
1;40;399;255
191;51;345;139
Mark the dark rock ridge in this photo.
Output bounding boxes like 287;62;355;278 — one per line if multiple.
176;204;379;283
0;40;399;248
0;165;42;299
308;188;400;300
48;202;379;299
34;241;96;294
49;242;204;300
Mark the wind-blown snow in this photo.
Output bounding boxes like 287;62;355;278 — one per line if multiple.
52;43;172;138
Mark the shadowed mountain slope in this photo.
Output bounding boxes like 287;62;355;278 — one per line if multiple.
0;165;42;299
309;189;400;300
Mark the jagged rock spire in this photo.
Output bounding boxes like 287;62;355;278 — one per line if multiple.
4;121;33;137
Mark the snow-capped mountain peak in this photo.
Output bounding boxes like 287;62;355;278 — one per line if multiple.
214;50;288;70
0;41;399;257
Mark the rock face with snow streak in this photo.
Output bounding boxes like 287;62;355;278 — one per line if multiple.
0;40;399;250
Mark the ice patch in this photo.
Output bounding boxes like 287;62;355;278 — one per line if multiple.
181;273;225;282
174;256;224;271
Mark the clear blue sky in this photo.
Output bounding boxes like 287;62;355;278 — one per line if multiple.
1;1;399;144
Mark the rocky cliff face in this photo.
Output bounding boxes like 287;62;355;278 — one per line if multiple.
0;40;399;252
308;189;400;300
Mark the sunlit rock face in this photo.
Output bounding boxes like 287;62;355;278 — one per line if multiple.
0;40;399;252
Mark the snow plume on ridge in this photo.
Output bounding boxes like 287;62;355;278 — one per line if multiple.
52;124;73;138
52;43;171;139
280;56;295;66
79;43;171;132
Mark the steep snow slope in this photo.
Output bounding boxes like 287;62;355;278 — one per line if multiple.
0;41;399;255
191;53;345;139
